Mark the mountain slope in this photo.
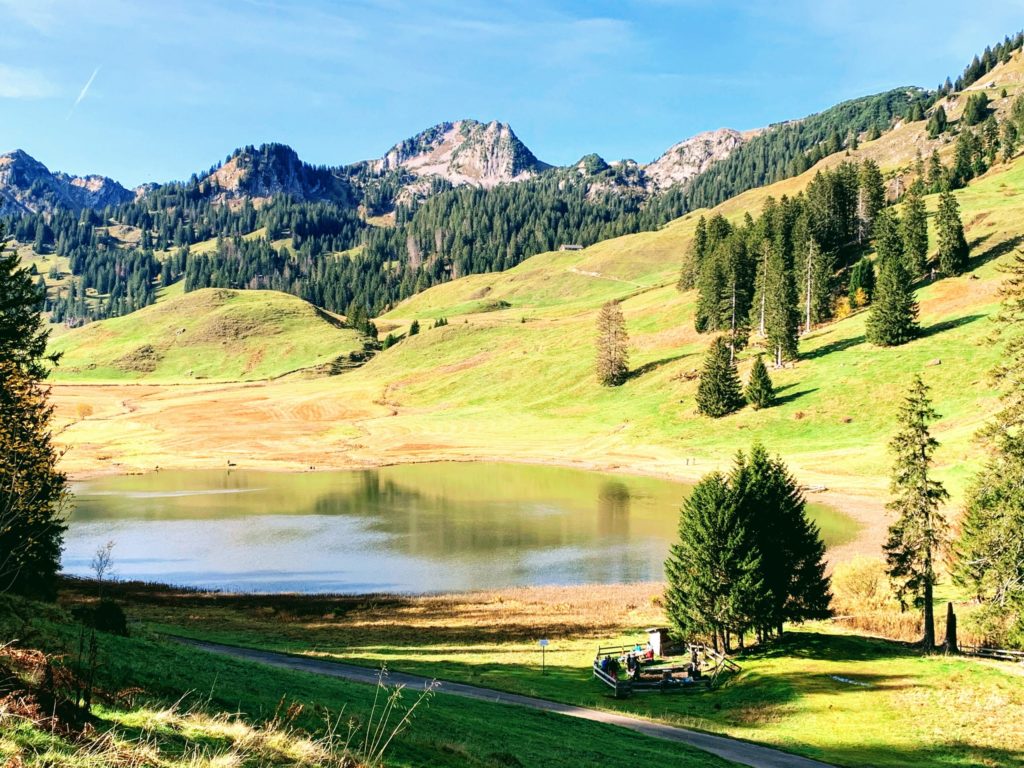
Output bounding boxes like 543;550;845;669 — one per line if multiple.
644;128;753;190
0;150;134;215
199;143;354;205
49;288;366;382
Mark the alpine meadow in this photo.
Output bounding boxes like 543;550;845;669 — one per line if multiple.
2;5;1024;768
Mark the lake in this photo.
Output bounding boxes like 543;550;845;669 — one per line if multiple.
63;463;859;593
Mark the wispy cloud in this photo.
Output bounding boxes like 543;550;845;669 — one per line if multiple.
0;64;59;99
66;66;100;120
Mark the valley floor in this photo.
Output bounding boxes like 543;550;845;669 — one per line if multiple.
58;580;1024;768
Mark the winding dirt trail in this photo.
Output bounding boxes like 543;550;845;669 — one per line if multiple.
176;637;835;768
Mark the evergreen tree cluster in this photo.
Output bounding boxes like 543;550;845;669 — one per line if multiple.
938;32;1024;95
0;228;67;599
665;444;831;651
686;89;923;209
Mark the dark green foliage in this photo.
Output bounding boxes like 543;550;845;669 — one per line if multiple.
907;101;925;122
884;376;948;648
433;317;448;328
856;160;885;242
745;356;774;410
797;238;833;334
872;209;904;267
900;185;929;279
732;445;832;632
1001;120;1019;161
408;319;420;336
936;191;969;276
763;240;799;366
927;150;948;194
951;129;985;188
866;257;918;346
381;333;399;350
686;89;919;209
664;471;766;650
696;337;743;418
962;92;991;126
848;257;875;305
948;33;1023;92
956;249;1024;647
665;444;832;648
0;231;67;599
677;215;707;291
926;106;948;139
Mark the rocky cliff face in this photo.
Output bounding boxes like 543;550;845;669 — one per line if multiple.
643;128;751;191
0;150;134;215
201;143;353;204
372;120;550;190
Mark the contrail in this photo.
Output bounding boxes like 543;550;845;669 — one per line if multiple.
66;66;100;120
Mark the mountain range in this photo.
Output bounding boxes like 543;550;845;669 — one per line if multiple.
0;119;751;217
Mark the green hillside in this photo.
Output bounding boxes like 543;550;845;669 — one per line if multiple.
48;288;366;382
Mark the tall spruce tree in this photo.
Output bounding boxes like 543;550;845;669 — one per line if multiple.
678;215;707;291
731;444;832;638
664;472;766;651
595;299;629;386
866;258;919;346
873;209;904;266
745;355;774;410
883;375;948;648
936;191;969;276
798;238;832;334
955;247;1024;645
696;336;744;418
0;231;68;599
856;160;886;243
900;184;929;279
763;241;799;366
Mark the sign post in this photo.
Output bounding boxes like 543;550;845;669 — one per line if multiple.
539;638;549;674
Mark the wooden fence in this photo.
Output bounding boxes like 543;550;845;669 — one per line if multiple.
960;645;1024;663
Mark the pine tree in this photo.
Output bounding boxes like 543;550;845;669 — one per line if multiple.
678;215;707;291
927;150;947;193
936;191;969;276
856;160;885;242
745;355;774;410
408;319;420;336
664;472;765;651
848;257;876;305
798;238;832;334
955;248;1024;645
1001;120;1019;162
872;209;904;267
730;444;832;637
696;336;744;418
926;105;948;138
0;231;67;599
595;300;629;386
866;258;918;346
884;375;948;648
962;92;991;126
763;242;798;366
900;185;929;279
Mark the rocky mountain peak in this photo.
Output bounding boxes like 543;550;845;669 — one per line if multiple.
0;149;134;215
372;119;550;189
202;143;350;204
644;128;751;191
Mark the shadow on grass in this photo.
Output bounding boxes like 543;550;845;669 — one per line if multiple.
625;352;692;381
771;384;818;406
918;313;985;339
801;334;866;360
970;233;1024;271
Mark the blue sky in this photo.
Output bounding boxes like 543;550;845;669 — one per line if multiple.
2;0;1022;186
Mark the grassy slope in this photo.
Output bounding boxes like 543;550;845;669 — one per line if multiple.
83;583;1024;768
0;595;736;768
48;288;364;382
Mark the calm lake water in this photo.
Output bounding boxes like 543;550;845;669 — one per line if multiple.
63;463;858;594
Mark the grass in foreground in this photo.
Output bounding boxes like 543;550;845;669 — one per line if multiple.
0;593;737;768
84;581;1024;768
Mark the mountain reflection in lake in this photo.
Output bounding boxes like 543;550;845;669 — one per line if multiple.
63;463;858;593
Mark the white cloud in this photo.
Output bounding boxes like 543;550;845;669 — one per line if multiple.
0;64;59;98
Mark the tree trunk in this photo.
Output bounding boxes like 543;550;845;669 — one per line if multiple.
804;247;813;335
923;579;935;649
943;602;958;654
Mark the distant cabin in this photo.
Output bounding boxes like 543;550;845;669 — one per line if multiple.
559;244;584;251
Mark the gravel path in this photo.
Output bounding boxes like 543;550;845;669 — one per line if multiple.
176;637;835;768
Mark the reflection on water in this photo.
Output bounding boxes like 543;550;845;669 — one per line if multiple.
63;463;858;594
